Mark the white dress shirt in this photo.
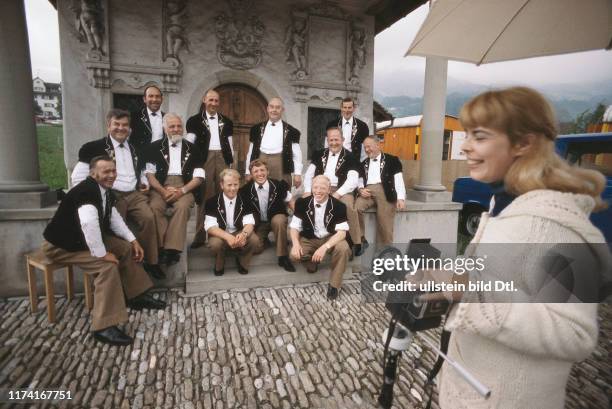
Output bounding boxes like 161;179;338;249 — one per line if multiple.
204;194;255;233
144;138;205;179
255;180;292;222
358;153;407;200
77;185;136;257
147;107;164;142
245;120;303;175
289;198;349;239
303;152;358;196
341;116;353;151
207;113;221;150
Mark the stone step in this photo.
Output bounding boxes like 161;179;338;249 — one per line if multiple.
186;264;347;295
188;244;282;268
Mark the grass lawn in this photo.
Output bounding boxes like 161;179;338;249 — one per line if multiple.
37;124;67;190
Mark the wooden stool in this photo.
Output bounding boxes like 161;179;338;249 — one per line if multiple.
26;249;94;323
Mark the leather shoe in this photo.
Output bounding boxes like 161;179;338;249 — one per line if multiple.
327;285;339;301
157;248;169;265
143;263;166;280
127;292;167;310
165;250;181;266
278;256;296;272
92;326;133;346
214;269;224;276
236;257;249;275
354;238;369;257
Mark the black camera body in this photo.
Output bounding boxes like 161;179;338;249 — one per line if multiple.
378;239;451;332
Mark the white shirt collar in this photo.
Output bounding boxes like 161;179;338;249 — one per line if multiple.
372;152;382;162
342;116;354;125
147;107;161;117
98;185;108;197
267;119;281;127
168;138;182;148
328;148;341;157
223;194;237;204
110;135;127;148
206;111;217;120
314;198;328;208
256;180;269;190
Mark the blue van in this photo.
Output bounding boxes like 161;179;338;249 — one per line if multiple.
452;132;612;241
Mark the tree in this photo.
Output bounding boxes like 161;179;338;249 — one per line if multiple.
33;100;43;116
570;102;607;133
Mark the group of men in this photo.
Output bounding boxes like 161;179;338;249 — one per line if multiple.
42;85;406;346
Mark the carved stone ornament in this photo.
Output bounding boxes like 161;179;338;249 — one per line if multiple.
214;0;266;70
284;12;309;80
348;24;367;86
70;0;106;57
306;1;345;19
163;0;190;65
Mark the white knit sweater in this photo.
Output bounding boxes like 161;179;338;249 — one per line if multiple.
439;190;606;409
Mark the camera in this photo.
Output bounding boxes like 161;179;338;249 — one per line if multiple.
376;239;451;332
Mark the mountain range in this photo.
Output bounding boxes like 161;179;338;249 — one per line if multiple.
374;69;612;123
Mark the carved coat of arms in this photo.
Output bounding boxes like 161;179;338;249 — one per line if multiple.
214;0;265;70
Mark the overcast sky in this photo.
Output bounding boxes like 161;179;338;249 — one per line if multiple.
25;0;612;89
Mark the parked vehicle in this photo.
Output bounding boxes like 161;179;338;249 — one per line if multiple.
453;132;612;242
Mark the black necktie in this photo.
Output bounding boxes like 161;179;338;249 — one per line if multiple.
258;184;264;190
210;117;215;120
271;122;276;126
103;191;112;224
373;158;378;162
316;204;321;208
151;112;157;116
229;201;233;206
331;153;336;157
118;143;125;148
345;121;350;126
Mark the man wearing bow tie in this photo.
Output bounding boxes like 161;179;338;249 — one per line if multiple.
290;175;351;300
303;127;360;254
205;169;258;276
239;159;295;272
145;113;204;266
71;109;164;280
325;97;369;161
354;136;406;252
186;89;235;248
130;85;165;151
245;97;303;188
43;156;165;346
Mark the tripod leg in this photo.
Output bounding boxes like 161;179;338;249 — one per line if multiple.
378;350;401;409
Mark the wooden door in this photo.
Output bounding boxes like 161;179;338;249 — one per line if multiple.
215;84;268;175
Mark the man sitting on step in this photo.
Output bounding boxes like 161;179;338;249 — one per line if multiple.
145;113;204;266
205;169;259;276
239;159;296;272
43;155;166;347
289;175;352;300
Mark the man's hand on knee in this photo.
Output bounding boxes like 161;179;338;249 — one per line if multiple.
131;240;145;262
102;252;119;265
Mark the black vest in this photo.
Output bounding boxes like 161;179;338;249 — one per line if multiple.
239;178;290;225
130;107;165;150
310;148;359;191
44;177;113;252
145;138;205;204
326;116;369;159
360;153;403;202
77;136;143;191
293;196;348;240
185;111;234;165
204;193;255;232
249;121;300;174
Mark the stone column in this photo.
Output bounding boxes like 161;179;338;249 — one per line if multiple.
408;56;452;202
0;0;54;208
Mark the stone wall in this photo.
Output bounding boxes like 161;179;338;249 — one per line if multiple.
57;0;375;175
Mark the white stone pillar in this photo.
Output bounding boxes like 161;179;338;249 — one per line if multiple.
408;56;452;202
0;1;54;208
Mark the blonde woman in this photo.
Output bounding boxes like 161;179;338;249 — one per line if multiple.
438;87;608;408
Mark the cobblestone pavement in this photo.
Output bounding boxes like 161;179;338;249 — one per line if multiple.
0;283;610;409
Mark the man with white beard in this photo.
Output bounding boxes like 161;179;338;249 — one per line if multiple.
145;113;205;265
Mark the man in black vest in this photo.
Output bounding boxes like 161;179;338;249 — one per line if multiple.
325;97;369;161
43;156;166;346
71;109;164;279
290;175;351;300
303;126;360;253
145;113;204;265
205;169;259;276
239;159;295;272
355;136;406;252
245;97;303;188
186;89;235;248
130;85;165;151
